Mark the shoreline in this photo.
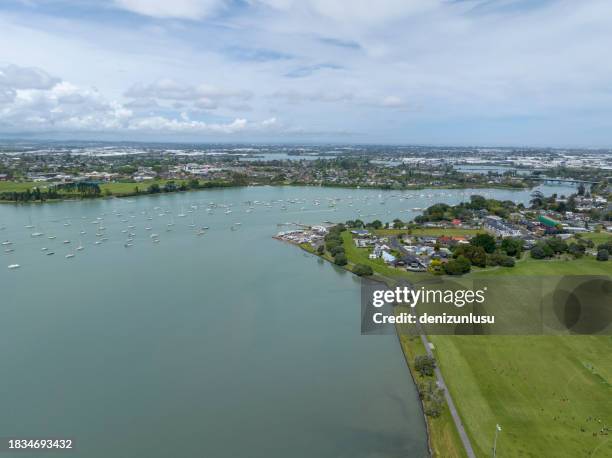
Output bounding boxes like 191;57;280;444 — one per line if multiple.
0;181;537;205
287;238;452;457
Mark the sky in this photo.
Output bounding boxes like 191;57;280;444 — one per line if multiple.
0;0;612;147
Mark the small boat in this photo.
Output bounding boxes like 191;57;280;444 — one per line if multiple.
48;235;57;240
94;241;102;245
46;251;55;256
150;234;159;238
41;247;48;251
124;242;133;247
31;232;44;237
63;240;71;244
5;248;14;253
8;264;20;269
65;254;75;259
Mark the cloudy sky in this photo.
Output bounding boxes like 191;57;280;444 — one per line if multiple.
0;0;611;146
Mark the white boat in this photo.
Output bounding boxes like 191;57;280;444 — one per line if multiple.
48;235;56;239
46;251;55;256
41;247;48;251
76;240;84;251
2;240;12;246
63;240;71;244
150;234;159;238
5;248;14;253
8;264;20;269
31;232;44;237
65;254;75;259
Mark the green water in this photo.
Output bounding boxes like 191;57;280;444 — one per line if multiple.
0;184;573;457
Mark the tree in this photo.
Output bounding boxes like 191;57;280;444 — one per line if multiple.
353;264;373;276
530;245;548;259
444;255;471;275
414;355;436;377
596;249;609;261
568;243;585;258
392;218;403;229
333;253;348;266
501;238;523;257
367;220;383;229
330;246;345;257
454;244;487;267
316;245;325;255
470;233;496;253
546;237;568;254
530;190;544;209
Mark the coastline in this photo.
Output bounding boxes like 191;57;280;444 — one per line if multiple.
0;180;535;205
290;238;467;457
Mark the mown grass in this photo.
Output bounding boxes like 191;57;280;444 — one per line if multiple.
0;181;44;192
430;334;612;457
399;334;468;458
431;256;612;457
345;226;612;457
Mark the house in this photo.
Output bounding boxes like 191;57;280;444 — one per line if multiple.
484;215;522;237
351;229;369;236
381;251;396;264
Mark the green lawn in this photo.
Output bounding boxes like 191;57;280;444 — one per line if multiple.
340;231;428;282
399;334;468;458
430;257;612;457
0;179;182;197
99;180;174;195
476;254;612;277
0;181;44;192
430;335;612;457
580;232;612;247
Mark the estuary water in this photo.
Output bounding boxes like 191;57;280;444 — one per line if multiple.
0;184;574;457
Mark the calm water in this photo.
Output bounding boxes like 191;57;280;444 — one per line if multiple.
0;184;573;457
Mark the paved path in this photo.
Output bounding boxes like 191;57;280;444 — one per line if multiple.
420;333;477;458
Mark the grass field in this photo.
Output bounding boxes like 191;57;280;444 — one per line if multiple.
430;335;612;457
344;227;612;457
0;179;184;198
99;180;173;195
0;181;44;192
399;334;468;458
431;256;612;457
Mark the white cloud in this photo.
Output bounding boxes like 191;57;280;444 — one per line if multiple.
0;64;275;135
113;0;226;20
379;95;403;107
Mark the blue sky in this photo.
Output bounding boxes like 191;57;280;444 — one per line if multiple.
0;0;611;146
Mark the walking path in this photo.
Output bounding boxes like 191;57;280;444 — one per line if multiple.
420;333;477;458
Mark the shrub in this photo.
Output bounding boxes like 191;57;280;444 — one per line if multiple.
330;246;345;256
414;355;436;377
333;253;348;266
316;245;325;255
353;264;374;276
443;255;471;275
596;249;609;261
